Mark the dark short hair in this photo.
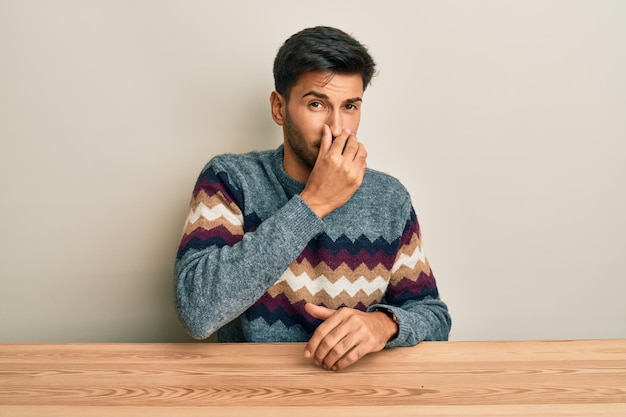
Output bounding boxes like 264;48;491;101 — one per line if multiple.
273;26;377;99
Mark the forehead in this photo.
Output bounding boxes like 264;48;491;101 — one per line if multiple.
290;71;364;100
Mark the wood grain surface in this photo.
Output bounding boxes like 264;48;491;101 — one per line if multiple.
1;340;625;416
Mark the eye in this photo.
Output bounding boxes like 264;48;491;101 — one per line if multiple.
309;101;324;109
345;103;359;111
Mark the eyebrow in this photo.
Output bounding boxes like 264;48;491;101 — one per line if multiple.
301;90;363;104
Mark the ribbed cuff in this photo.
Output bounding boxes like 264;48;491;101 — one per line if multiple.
281;194;326;244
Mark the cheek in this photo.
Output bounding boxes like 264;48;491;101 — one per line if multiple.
347;114;361;133
297;113;327;137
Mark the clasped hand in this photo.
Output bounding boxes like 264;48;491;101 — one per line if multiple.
303;303;398;371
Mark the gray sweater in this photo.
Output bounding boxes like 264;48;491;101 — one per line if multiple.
174;145;451;346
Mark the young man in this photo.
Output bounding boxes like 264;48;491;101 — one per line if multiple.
175;26;451;371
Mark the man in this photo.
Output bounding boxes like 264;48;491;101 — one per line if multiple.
175;26;451;371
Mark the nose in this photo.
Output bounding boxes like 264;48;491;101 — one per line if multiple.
327;110;343;138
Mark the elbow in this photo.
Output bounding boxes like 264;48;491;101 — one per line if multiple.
174;267;216;340
175;295;214;340
432;302;452;341
416;299;452;343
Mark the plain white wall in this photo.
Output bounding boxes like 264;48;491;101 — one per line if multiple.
0;0;624;342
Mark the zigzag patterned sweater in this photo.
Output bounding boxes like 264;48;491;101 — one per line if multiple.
174;145;451;347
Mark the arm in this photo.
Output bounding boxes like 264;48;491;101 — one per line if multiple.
174;163;325;339
367;203;452;347
304;198;451;370
176;125;367;340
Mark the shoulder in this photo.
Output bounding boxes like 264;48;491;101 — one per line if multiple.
204;148;276;175
362;168;410;202
197;148;279;190
329;168;413;240
361;168;413;224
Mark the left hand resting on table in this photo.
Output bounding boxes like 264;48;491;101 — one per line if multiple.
303;303;398;371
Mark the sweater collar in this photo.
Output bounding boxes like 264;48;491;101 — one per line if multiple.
272;145;306;197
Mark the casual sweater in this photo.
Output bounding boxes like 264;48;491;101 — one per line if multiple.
174;145;451;347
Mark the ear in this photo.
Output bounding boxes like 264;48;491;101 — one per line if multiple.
270;91;286;126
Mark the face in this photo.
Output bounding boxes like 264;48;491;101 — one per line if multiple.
270;71;364;182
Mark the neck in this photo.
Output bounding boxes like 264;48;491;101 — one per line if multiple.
282;143;312;184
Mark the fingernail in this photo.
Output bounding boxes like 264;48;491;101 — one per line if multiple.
304;350;311;358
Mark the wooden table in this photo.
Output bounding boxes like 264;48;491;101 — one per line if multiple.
1;340;625;416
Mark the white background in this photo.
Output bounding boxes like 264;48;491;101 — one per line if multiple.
1;0;624;342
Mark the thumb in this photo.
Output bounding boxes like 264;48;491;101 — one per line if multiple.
305;302;335;320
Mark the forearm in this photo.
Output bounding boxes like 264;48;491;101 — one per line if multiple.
368;298;451;348
175;195;324;339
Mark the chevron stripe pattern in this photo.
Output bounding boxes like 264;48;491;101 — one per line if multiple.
246;208;437;328
178;168;245;258
178;163;438;336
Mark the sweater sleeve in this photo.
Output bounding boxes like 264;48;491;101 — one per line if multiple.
174;163;325;339
367;201;452;347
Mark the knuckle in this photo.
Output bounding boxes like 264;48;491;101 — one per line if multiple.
336;348;361;371
344;313;362;325
328;154;342;166
339;337;353;352
345;141;358;151
318;336;335;351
